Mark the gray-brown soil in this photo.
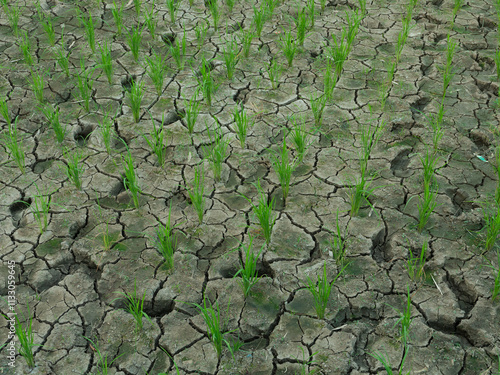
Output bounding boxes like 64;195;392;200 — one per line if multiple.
1;0;500;374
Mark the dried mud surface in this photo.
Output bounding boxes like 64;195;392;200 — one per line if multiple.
1;0;500;374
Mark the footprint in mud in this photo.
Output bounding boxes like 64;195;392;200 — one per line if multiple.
9;198;32;228
390;149;412;178
74;125;94;146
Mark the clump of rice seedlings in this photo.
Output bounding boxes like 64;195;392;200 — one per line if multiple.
120;145;142;209
141;111;167;167
388;286;413;349
53;32;71;78
479;200;500;252
186;163;206;224
98;40;113;84
415;182;438;233
0;96;11;125
279;28;298;67
441;35;457;100
323;58;337;100
494;144;500;205
95;194;115;252
222;37;240;79
420;147;440;188
112;0;125;36
358;113;386;177
267;58;283;89
38;104;66;143
358;0;367;17
128;79;144;123
304;263;348;319
83;336;125;375
15;183;52;234
74;59;96;112
346;173;379;217
98;107;117;154
195;21;209;50
40;14;56;46
234;235;265;298
329;28;349;78
295;7;309;46
287;114;312;164
112;279;152;333
239;29;254;58
310;92;327;127
133;0;142;17
196;58;220;106
485;250;500;301
126;24;145;62
494;49;500;81
269;137;297;204
144;49;167;96
19;31;34;66
264;0;279;17
233;104;253;148
2;116;25;174
169;28;187;70
29;69;45;104
144;0;158;39
62;147;85;190
5;2;20;37
307;0;315;27
207;0;220;31
189;297;235;359
253;4;267;38
202;119;229;181
180;88;201;136
226;0;235;13
451;0;464;28
239;178;277;246
406;241;427;283
327;209;349;268
369;350;410;375
166;0;180;24
76;8;96;53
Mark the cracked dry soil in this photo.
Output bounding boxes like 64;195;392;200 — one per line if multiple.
1;0;500;373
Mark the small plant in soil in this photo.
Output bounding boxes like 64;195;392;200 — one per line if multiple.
2;116;26;174
98;40;113;84
6;2;20;37
29;69;45;104
195;21;209;50
54;34;71;78
484;250;500;301
239;178;277;246
141;111;167;167
416;182;438;233
181;88;201;136
112;279;152;333
269;137;297;204
225;0;235;13
202;119;229;181
294;8;309;46
186;163;206;224
169;28;187;70
420;147;440;188
133;0;142;17
279;28;298;67
345;173;379;217
144;49;167;96
15;183;52;234
120;145;142;209
126;24;145;62
95;194;115;252
267;58;283;89
323;58;337;100
369;349;410;375
253;4;267;37
222;37;240;80
39;103;66;143
310;92;327;127
233;104;253;148
307;0;315;27
75;59;96;112
327;209;349;268
128;79;144;123
188;297;236;359
287;114;312;164
83;336;125;375
144;0;158;39
19;31;35;66
388;286;413;349
61;147;85;190
494;144;500;205
98;107;117;154
166;0;180;24
304;263;347;319
207;0;220;31
112;0;125;36
0;96;11;125
196;58;219;106
478;200;500;252
234;235;265;298
76;8;96;53
239;29;254;58
40;14;56;46
406;241;427;283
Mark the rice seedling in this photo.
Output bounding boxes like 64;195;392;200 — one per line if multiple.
323;58;337;99
15;183;52;234
233;235;265;298
304;262;348;319
2;116;25;174
98;40;113;84
133;0;142;17
388;286;413;349
239;178;277;246
451;0;464;27
267;58;283;89
112;279;152;333
0;96;11;125
369;349;410;375
358;0;367;17
327;209;349;268
112;0;125;36
40;15;56;46
29;69;45;104
19;31;34;66
269;137;297;203
62;147;85;190
346;174;379;217
169;28;187;70
253;4;267;38
441;35;457;100
420;147;440;188
195;21;209;50
128;79;144;123
222;37;240;79
239;29;254;58
180;88;201;136
98;107;117;154
6;2;20;37
144;0;158;39
54;36;71;78
233;104;252;148
226;0;235;13
189;297;235;359
287;114;311;163
479;200;500;252
279;28;298;67
83;336;125;375
196;58;219;106
76;8;96;53
202;119;229;181
295;7;309;46
207;0;220;31
345;9;361;52
484;250;500;301
126;24;145;62
148;202;184;270
120;146;141;209
495;145;500;205
307;0;315;28
186;163;206;224
495;49;500;81
141;111;167;167
429;107;445;153
310;92;327;126
358;113;386;176
415;182;438;233
95;194;115;252
38;104;66;143
406;241;427;283
329;28;349;78
144;49;167;96
166;0;180;24
74;59;96;112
